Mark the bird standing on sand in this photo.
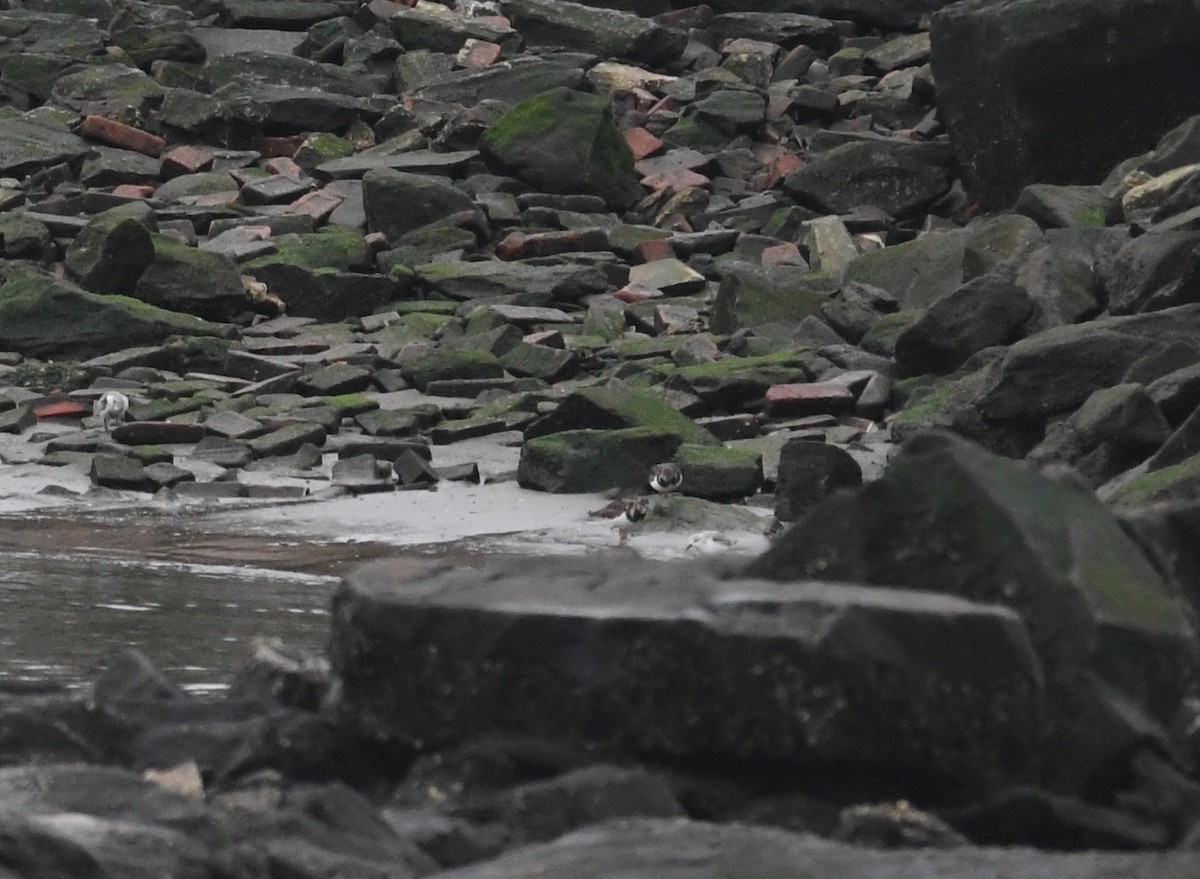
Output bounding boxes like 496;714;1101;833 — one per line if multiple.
649;462;683;497
590;496;649;545
93;391;129;433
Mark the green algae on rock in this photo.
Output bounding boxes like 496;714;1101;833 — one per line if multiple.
0;261;224;361
480;87;643;210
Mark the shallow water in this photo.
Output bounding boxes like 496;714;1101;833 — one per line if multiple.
0;510;476;693
0;548;338;693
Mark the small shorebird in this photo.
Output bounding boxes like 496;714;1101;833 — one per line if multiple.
93;391;129;433
649;462;683;497
590;496;649;545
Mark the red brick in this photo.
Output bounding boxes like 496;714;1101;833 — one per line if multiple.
264;156;304;180
160;144;214;179
258;136;304;158
624;126;664;161
457;39;502;69
764;382;856;418
79;115;165;157
641;167;709;193
496;228;608;261
612;282;663;303
284;189;343;222
760;243;804;266
631;237;674;264
754;148;804;190
111;184;157;199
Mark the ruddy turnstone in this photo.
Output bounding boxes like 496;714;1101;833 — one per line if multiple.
649;462;683;497
93;390;129;433
590;496;649;544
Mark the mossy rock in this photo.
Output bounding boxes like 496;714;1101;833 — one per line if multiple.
860;309;922;357
64;202;156;295
664;352;815;412
136;234;247;322
748;431;1199;732
0;261;223;361
517;426;682;493
243;226;372;273
672;442;763;500
399;347;504;391
480;87;643;210
525;386;715;446
844;229;969;310
710;263;838;334
3;360;93;393
1105;454;1200;510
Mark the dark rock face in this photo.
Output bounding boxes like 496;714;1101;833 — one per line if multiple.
480;87;643;209
332;555;1043;792
932;0;1200;207
748;432;1200;794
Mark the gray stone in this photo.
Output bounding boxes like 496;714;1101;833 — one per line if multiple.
0;404;35;434
707;12;844;48
502;0;686;66
332;453;393;493
518;427;683;493
749;432;1199;791
89;453;150;491
247;422;327;458
64;203;157;296
400;348;504;392
201;410;265;441
134;236;248;322
402;816;1200;879
774;439;863;523
110;422;206;446
0;262;223;361
191;436;254;468
930;0;1200;207
671;443;763;501
0;113;90;178
977;304;1200;423
845;231;971;310
525;387;716;446
784;140;953;219
1014;184;1108;229
1099;230;1200;315
333;554;1042;786
895;275;1035;377
363;168;480;244
316;148;480;180
499;342;578;383
296;363;373;397
480;87;643;210
416;261;609;304
1028;384;1171;486
394;448;439;487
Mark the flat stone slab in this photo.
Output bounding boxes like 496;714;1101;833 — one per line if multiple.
421;816;1200;879
332;556;1043;789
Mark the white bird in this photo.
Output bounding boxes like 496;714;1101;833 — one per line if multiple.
93;391;129;433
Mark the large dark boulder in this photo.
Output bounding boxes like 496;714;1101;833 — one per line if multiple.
480;87;644;210
975;304;1200;425
931;0;1200;207
0;261;223;361
332;555;1043;793
747;432;1200;792
501;0;686;66
415;816;1200;879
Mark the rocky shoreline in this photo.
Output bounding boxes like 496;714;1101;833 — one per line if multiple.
7;0;1200;874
